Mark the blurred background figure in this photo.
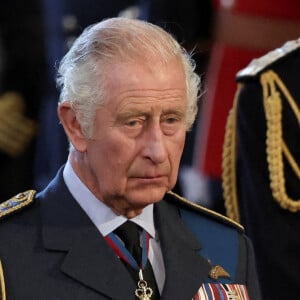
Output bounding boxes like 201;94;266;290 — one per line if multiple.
0;0;45;200
222;39;300;299
193;0;300;213
34;0;137;190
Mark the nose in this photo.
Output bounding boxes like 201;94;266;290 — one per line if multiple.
142;122;167;164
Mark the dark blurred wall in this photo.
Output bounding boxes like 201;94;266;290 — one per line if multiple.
0;0;46;200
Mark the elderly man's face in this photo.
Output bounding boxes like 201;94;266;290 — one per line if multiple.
78;59;187;217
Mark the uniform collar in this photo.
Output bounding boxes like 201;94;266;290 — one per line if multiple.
63;159;155;238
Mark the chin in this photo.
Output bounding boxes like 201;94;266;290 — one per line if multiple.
128;187;167;207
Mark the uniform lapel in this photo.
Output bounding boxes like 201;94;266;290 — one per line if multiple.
155;199;211;300
40;170;136;299
39;170;210;299
59;227;136;299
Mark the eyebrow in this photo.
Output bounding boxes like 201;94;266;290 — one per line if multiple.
117;106;186;120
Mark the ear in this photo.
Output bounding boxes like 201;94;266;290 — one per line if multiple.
57;102;87;152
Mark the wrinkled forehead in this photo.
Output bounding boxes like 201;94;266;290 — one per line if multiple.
103;56;187;91
100;58;188;115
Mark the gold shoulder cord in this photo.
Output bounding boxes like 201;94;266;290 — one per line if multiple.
261;70;300;212
0;259;6;300
222;84;242;223
222;71;300;221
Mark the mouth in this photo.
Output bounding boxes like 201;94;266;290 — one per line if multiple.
130;175;167;184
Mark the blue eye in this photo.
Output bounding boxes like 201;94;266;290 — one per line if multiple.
165;117;178;124
162;114;182;125
126;120;139;127
125;116;146;128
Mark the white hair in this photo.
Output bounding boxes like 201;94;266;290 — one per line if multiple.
56;17;201;137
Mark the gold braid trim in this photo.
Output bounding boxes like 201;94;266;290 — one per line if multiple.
222;84;243;223
261;70;300;212
0;259;6;300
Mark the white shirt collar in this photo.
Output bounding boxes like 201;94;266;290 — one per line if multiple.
63;159;156;237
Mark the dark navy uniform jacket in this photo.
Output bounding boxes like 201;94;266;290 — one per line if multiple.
223;39;300;299
0;168;261;299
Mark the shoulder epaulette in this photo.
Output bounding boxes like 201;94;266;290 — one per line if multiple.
0;190;36;220
166;191;244;232
236;38;300;79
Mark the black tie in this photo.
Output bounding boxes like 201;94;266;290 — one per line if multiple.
114;221;160;299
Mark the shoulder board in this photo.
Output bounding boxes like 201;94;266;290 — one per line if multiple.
166;191;244;232
237;38;300;79
0;190;36;220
